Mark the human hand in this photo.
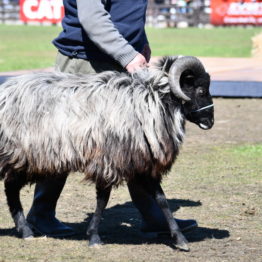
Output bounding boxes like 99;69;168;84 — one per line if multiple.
142;44;151;63
125;53;148;73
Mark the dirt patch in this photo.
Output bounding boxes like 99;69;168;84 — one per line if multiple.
0;98;261;262
185;98;262;146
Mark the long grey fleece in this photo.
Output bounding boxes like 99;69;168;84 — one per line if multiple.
76;0;139;68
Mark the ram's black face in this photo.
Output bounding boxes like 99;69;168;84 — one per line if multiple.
164;55;214;130
181;71;214;130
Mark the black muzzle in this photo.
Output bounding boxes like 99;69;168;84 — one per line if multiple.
184;104;214;130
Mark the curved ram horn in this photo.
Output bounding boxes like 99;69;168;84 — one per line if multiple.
168;56;206;101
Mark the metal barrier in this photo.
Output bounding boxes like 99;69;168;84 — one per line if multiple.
0;0;19;23
147;1;210;27
0;0;210;27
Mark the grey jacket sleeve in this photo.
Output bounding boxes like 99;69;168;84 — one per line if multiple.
76;0;138;68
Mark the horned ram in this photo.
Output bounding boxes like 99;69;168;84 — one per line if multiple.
0;56;214;251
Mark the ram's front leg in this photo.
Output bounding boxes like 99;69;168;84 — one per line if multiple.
153;182;189;251
87;185;112;247
4;174;34;239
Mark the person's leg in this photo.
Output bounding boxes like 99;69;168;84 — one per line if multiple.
27;177;74;237
54;52;124;74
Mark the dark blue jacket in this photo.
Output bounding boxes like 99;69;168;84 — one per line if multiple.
53;0;148;66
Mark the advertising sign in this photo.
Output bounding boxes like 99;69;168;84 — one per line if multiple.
20;0;64;23
211;0;262;25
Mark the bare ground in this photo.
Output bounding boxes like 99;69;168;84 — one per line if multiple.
0;98;261;262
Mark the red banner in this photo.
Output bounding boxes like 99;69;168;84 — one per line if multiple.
211;0;262;25
20;0;64;23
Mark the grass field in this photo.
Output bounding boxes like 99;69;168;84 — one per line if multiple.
0;25;261;72
146;27;261;57
0;25;60;72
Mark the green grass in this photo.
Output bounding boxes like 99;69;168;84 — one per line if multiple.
146;27;261;57
0;25;261;71
173;144;262;190
229;144;262;156
0;25;61;71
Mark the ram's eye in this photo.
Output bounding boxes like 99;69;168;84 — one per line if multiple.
198;88;206;96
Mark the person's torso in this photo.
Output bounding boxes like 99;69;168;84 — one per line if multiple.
53;0;148;61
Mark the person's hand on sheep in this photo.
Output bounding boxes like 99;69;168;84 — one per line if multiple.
125;53;148;73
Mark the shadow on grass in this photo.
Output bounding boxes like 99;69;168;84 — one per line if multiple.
0;198;229;248
0;227;17;237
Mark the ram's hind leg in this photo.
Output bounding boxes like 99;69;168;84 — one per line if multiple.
152;182;189;251
130;177;189;251
87;185;112;247
4;173;34;239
